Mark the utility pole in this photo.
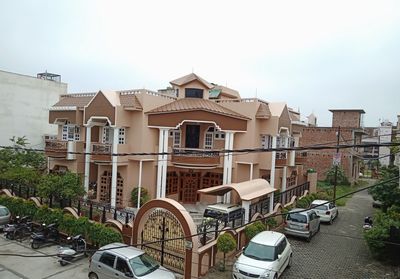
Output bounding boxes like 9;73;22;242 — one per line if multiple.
333;126;341;205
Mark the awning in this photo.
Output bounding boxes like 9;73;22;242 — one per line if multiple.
198;179;276;201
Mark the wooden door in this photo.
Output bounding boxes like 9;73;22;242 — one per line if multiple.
185;125;200;149
180;172;200;203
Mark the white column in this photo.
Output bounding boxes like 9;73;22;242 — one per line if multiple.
137;160;143;209
110;127;119;208
249;163;254;181
270;136;277;189
156;128;169;198
282;166;287;204
242;200;251;224
269;192;274;212
223;131;234;203
84;126;92;195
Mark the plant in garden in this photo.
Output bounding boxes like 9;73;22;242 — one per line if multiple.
131;187;150;207
265;217;277;229
244;220;266;240
217;233;237;271
325;166;350;186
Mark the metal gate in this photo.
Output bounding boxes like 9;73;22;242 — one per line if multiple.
141;209;186;274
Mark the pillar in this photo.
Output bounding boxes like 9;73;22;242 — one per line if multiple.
242;200;251;224
84;126;92;195
156;128;169;198
222;131;234;203
269;192;274;213
270;136;277;189
110;127;119;207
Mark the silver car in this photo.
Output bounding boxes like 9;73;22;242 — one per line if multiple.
0;205;10;230
88;242;176;279
284;208;320;242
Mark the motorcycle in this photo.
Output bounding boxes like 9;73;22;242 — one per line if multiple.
57;234;87;266
30;222;60;249
363;216;373;230
4;216;32;240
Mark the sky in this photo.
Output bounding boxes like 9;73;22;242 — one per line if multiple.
0;0;399;127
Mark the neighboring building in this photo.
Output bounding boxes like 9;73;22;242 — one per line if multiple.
45;73;308;208
0;70;67;147
361;121;393;167
300;109;366;183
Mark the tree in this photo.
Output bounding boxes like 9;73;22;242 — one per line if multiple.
325;166;350;186
217;233;237;271
369;165;400;211
37;172;85;205
244;221;266;240
131;187;150;207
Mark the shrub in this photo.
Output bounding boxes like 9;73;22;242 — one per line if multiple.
131;187;150;208
265;217;277;229
325;166;350;186
217;233;237;271
296;198;310;209
244;221;266;240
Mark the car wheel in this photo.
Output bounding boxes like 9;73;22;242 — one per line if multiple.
89;272;98;279
287;254;293;268
59;259;68;266
329;217;333;225
31;241;40;249
306;235;311;242
317;224;321;232
273;273;278;279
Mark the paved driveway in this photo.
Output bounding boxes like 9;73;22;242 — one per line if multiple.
0;236;89;279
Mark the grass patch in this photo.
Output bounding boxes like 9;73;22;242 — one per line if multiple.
317;181;361;206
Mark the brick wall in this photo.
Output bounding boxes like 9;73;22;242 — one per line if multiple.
331;111;362;128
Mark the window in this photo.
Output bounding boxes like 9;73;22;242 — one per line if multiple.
62;125;80;141
169;129;181;148
185;88;203;98
214;131;225;140
102;127;112;144
261;135;272;149
118;128;125;144
243;242;276;261
289;137;295;148
129;253;159;277
116;257;131;274
276;136;287;148
204;129;214;149
99;252;116;267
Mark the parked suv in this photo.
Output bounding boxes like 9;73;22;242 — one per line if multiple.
203;203;244;223
310;200;338;224
284;208;320;242
0;205;10;230
233;231;292;279
89;242;175;279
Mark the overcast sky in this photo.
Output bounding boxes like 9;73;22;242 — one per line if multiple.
1;0;399;126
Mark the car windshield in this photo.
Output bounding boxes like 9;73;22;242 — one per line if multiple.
287;213;307;223
0;207;9;216
129;253;160;277
243;241;275;261
313;205;328;211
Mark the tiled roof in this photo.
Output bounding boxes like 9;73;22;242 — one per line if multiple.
256;103;271;119
119;94;143;110
53;93;95;108
212;84;240;99
170;73;213;89
146;98;250;120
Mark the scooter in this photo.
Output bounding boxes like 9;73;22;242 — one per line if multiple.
363;216;373;230
30;223;60;249
4;216;31;240
57;234;87;266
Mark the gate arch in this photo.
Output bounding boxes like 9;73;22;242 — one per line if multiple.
132;198;199;279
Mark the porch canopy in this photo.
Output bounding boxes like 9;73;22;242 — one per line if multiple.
198;179;277;223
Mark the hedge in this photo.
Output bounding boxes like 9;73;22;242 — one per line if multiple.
0;195;122;247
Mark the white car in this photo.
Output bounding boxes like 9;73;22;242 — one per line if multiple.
310;200;338;224
232;231;292;279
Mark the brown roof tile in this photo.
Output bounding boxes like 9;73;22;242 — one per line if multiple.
53;94;95;108
170;73;213;89
256;103;271;119
119;94;143;110
146;98;250;120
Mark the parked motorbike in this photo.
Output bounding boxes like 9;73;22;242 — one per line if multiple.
57;234;87;266
4;216;32;240
30;223;60;249
363;216;373;230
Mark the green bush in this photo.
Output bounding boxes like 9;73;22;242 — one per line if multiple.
131;187;150;207
217;233;237;271
0;195;122;247
244;220;266;240
265;217;277;229
296;198;310;209
325;166;350;186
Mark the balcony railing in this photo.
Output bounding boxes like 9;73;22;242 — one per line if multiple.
171;148;221;166
91;143;112;161
45;140;84;160
275;151;287;166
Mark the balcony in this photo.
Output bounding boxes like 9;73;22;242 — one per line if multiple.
275;152;287;166
45;140;84;160
171;148;221;167
91;143;112;162
295;151;307;164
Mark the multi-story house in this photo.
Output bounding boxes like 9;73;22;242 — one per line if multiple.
45;73;306;208
300;109;366;183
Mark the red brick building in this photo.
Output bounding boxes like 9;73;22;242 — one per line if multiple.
300;109;366;183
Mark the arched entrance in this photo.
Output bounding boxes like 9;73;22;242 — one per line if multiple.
132;198;199;279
